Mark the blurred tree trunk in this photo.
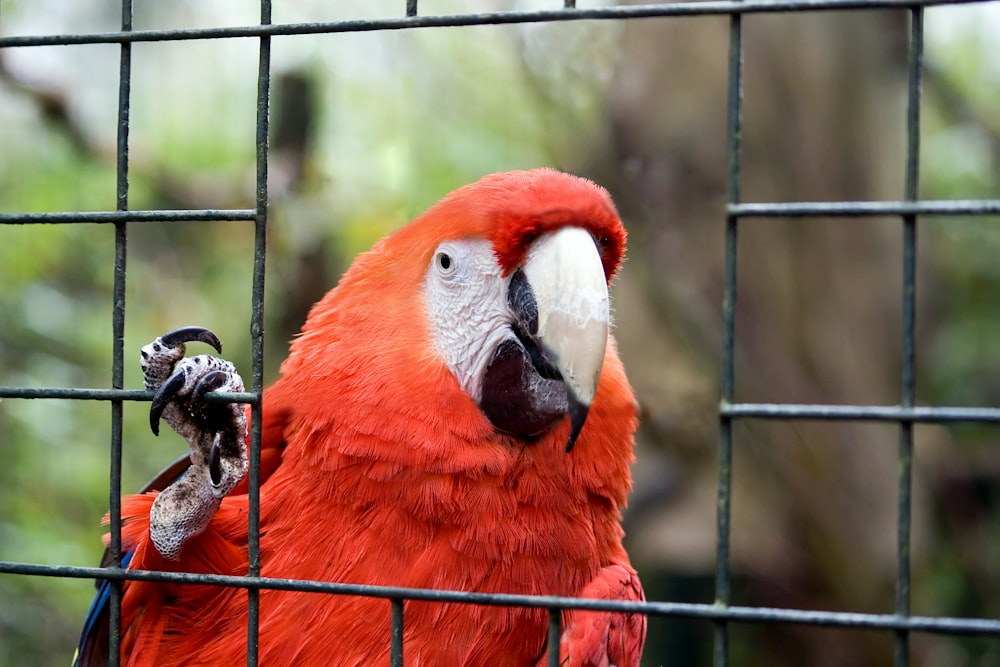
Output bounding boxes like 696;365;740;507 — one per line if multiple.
567;9;930;666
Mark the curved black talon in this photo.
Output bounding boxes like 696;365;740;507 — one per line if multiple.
193;370;229;402
209;438;222;487
159;326;223;354
150;371;187;436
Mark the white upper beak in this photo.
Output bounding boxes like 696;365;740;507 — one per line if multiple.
521;226;610;448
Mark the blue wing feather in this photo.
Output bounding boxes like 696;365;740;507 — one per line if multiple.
72;550;134;667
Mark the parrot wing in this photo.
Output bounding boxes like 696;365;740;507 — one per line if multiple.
534;564;646;667
73;406;287;667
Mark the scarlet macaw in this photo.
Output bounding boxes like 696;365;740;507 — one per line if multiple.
75;169;646;666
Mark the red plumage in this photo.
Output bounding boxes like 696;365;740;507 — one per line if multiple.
102;169;645;666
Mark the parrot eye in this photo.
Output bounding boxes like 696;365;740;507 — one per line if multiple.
436;251;456;276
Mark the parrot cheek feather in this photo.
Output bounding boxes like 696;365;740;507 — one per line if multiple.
480;339;568;440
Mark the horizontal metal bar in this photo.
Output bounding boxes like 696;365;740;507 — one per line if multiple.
0;0;990;48
722;402;1000;423
3;201;994;224
0;210;257;225
0;386;257;404
6;390;996;423
729;200;1000;218
1;560;998;636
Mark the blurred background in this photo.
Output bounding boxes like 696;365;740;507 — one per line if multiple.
1;1;999;665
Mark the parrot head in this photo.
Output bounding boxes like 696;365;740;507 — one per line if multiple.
287;168;627;455
418;169;625;451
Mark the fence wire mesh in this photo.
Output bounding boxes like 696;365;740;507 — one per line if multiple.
1;1;1000;666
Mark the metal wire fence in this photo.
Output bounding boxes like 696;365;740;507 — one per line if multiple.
1;1;1000;666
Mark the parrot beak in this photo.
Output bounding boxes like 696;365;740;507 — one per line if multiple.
520;226;610;451
480;226;610;451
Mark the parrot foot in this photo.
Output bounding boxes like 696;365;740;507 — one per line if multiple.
140;327;248;560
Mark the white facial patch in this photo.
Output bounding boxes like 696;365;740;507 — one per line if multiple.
423;237;512;402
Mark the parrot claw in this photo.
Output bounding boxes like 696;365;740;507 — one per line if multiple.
158;325;223;353
149;370;186;436
140;328;248;560
193;369;231;401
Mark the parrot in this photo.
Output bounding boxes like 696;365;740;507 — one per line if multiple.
74;168;646;666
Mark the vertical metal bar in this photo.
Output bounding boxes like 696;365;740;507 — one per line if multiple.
247;1;271;665
896;7;922;667
108;1;133;665
406;0;418;17
547;608;562;667
716;6;743;667
390;598;404;667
